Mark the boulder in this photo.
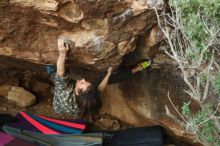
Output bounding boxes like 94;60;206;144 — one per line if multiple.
98;118;120;130
7;86;36;107
0;0;163;71
0;0;202;145
0;85;12;97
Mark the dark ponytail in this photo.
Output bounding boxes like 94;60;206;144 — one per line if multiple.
75;85;102;120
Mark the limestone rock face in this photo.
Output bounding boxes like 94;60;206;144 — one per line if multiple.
0;0;199;145
10;0;59;11
0;0;163;71
98;118;121;130
7;86;36;107
101;56;201;145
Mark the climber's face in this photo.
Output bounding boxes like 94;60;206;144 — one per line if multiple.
75;78;92;94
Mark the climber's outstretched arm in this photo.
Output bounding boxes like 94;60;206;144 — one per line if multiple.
98;67;113;92
57;39;69;77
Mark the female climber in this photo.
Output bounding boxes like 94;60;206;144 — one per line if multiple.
47;38;152;120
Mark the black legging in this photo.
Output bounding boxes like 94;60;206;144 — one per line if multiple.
92;69;133;88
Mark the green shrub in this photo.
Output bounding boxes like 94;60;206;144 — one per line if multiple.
171;0;220;60
164;0;220;145
215;73;220;96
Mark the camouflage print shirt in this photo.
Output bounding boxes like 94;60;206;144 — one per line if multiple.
53;74;80;116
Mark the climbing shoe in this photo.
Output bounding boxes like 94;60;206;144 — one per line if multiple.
138;58;152;69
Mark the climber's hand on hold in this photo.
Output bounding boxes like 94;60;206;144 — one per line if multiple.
58;38;69;54
98;66;113;92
